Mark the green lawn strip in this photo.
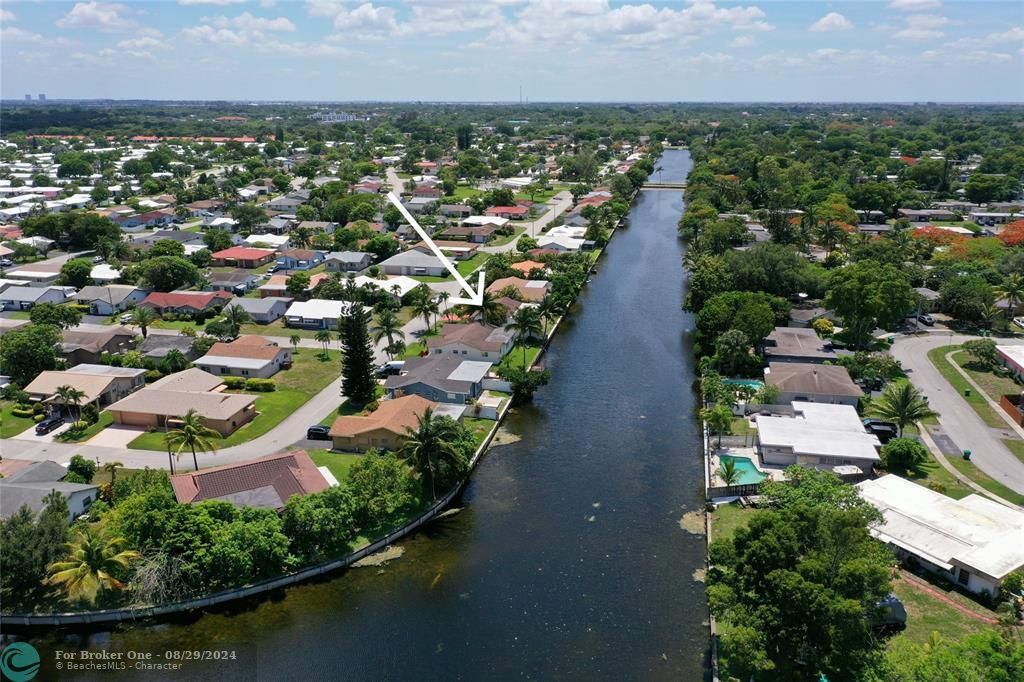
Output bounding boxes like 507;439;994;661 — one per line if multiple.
487;226;526;247
889;578;996;646
709;502;762;542
307;448;362;483
498;344;542;372
953;349;1023;403
0;401;37;439
3;310;32;320
945;455;1024;506
514;188;560;203
729;415;757;436
410;275;450;283
455;253;489;276
150;319;203;332
1002;438;1024;465
926;345;1006;428
461;417;495;449
444;185;484;201
889;452;973;500
90;467;143;487
237;320;322;339
56;411;114;443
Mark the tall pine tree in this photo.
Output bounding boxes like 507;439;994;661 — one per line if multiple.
339;305;377;406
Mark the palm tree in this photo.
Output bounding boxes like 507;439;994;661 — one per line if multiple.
289;227;312;248
717;458;741;486
700;404;734;447
504;306;543;369
130;306;156;338
314;330;332;357
412;289;438;332
437;291;452;319
163;408;219;471
398;408;466;500
815;219;847;257
47;529;139;606
162;348;189;374
221;304;252;335
372;308;404;359
536;295;563;336
475;290;508;326
289;334;301;353
102;461;124;486
995;273;1024;321
867;380;937;438
54;384;86;423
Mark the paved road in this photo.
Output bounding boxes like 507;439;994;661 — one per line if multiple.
890;331;1024;494
479;190;574;253
385;167;405;194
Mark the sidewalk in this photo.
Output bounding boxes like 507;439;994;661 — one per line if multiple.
945;350;1024;440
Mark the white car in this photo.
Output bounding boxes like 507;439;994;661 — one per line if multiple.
120;313;133;324
1014;316;1024;329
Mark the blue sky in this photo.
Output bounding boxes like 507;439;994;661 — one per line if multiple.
2;1;1022;102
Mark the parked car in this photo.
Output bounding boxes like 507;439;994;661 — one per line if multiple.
92;255;105;263
871;594;907;631
375;360;405;378
35;416;65;435
306;425;330;441
1014;316;1024;329
119;313;133;324
917;313;934;326
0;258;13;267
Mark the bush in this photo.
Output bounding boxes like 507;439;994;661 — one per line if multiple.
144;369;164;383
63;472;89;484
68;454;97;483
32;402;46;415
162;312;179;322
812;318;835;337
11;407;34;418
223;376;246;389
69;420;90;431
81;403;99;425
68;303;92;314
881;438;929;470
32;413;46;422
244;378;276;392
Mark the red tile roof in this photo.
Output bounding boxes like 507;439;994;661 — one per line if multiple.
212;246;275;260
142;291;232;309
170;450;329;509
485;205;529;216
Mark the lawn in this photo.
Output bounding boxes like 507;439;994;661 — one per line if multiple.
2;310;32;320
889;574;1000;646
954;349;1022;403
444;185;484;201
56;411;113;443
927;346;1006;428
890;450;973;500
307;448;362;483
499;344;543;371
319;386;386;426
1003;438;1024;465
514;188;560;203
0;401;36;439
236;319;322;339
729;415;757;437
410;275;451;283
488;226;526;247
456;252;489;276
710;502;762;541
462;417;495;450
91;466;143;487
128;350;341;450
945;454;1024;506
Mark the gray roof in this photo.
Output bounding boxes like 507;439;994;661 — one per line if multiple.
325;251;371;264
380;250;446;268
149;230;202;244
765;327;837;361
385;356;488;394
208;270;258;285
766;362;863;397
227;297;292;314
1;286;51;302
140;334;196;359
75;285;144;305
0;461;97;519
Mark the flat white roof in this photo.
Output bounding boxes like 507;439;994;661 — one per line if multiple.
997;345;1024;371
858;475;1024;580
195;356;271;370
353;275;420;298
284;298;363;320
756;402;881;462
446;360;491;383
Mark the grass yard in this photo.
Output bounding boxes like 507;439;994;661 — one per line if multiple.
889;574;1001;646
444;185;484;201
456;252;489;276
927;346;1006;428
129;350;341;450
462;417;495;450
307;448;362;483
499;344;543;371
514;188;560;203
410;275;450;283
945;454;1024;506
710;502;762;541
729;415;757;437
2;310;32;320
56;411;114;443
1003;438;1024;464
487;226;526;247
91;466;143;487
0;401;36;438
891;447;974;500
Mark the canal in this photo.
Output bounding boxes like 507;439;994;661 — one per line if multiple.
35;150;705;681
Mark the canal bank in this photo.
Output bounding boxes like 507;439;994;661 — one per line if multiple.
28;150;706;681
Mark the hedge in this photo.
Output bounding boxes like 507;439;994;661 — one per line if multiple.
222;376;247;389
244;378;276;392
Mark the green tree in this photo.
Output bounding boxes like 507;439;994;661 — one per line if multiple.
994;273;1024;320
0;491;69;612
714;328;752;376
495;365;550;403
29;302;82;330
371;308;404;360
701;403;734;447
398;409;471;499
47;529;139;606
203;228;233;253
286;271;311;298
161;348;189;374
314;329;331;357
281;486;357;564
825;260;915;349
130;305;157;339
55;385;87;424
346;450;417;531
0;323;62;386
163;408;219;471
880;437;929;471
868;380;937;437
963;338;998;370
940;275;994;324
102;461;124;487
504;306;543;369
149;239;186;258
230;203;267;232
340;305;377;406
139;256;202;292
717;458;740;486
58;258;94;289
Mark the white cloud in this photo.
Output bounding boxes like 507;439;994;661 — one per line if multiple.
117;36;161;58
178;0;246;5
394;1;504;36
57;2;136;32
260;40;353;57
950;26;1024;49
729;35;754;48
810;12;853;32
812;47;842;60
332;3;398;34
893;13;948;40
1;26;44;43
1;9;15;22
889;0;942;10
181;25;248;45
209;12;296;32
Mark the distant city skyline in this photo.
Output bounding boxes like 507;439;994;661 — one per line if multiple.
2;1;1022;102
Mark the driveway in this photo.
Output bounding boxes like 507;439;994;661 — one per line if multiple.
86;424;146;448
11;421;73;443
890;332;1024;494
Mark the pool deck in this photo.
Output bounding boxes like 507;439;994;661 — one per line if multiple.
710;447;787;487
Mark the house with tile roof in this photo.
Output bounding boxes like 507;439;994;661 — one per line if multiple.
486;276;551;302
194;336;292;379
426;323;514;363
211;246;276;268
170;450;331;510
140;290;233;315
329;394;437;452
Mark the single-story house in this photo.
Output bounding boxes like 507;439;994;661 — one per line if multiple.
997;345;1024;381
170;450;331;510
426;323;514;363
765;363;863;407
486;276;551;302
755;402;880;474
857;475;1024;597
914;287;941;313
194;336;292;379
186;199;225;217
140;290;233;315
3;268;62;287
108;368;256;436
485;205;529;220
898;208;955;222
139;334;199;362
266;196;304;213
324;251;373;273
763;327;838;364
0;285;71;310
379;250;448;277
787;306;829;328
439;204;472;219
276;249;326;271
75;285;147;315
510;260;547;276
60;326;136;365
207;270;259;295
385;356;490;404
352;275;420;300
464;215;510;229
226;297;291;324
404;196;439;214
0;460;98;521
211;246;276;269
243;233;290;250
24;364;146;408
536;234;583;252
284;299;363;330
329;394;437;452
439;225;499;243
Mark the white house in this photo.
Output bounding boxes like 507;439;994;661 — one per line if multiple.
284;299;365;330
0;285;71;311
755;402;880;474
858;475;1024;597
75;285;147;315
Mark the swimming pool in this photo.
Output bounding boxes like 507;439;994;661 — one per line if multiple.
718;455;768;486
722;379;765;390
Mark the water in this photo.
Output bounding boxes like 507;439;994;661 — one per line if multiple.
718;455;769;486
28;151;706;681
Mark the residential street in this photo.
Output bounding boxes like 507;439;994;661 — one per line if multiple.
480;190;574;252
890;332;1024;494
